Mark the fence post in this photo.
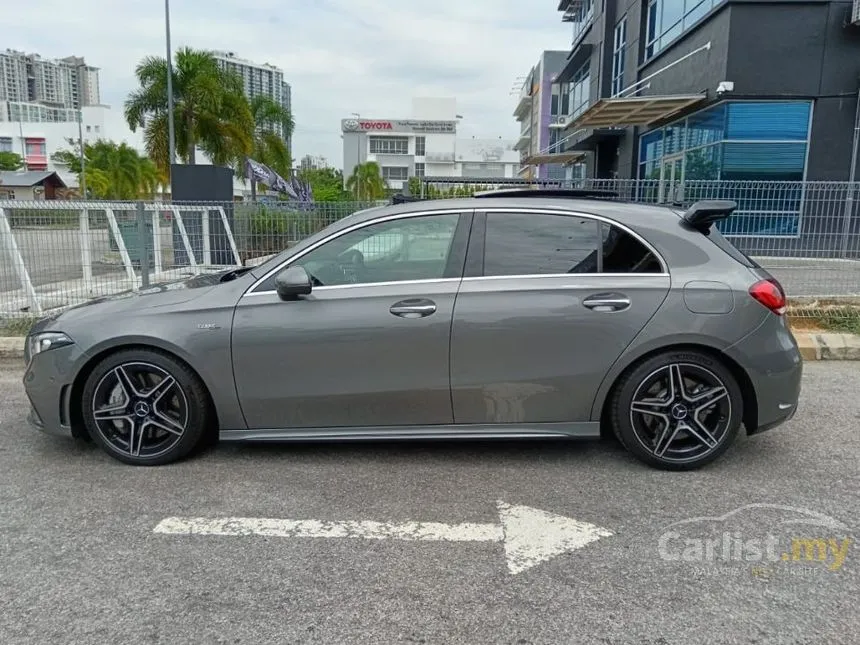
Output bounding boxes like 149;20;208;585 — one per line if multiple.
136;201;150;289
151;206;163;276
79;204;93;294
840;183;855;258
105;207;139;289
0;206;41;315
170;207;199;274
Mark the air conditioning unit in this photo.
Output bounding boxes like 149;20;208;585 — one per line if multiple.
853;0;860;25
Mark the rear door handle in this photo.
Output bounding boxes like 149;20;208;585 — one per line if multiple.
390;298;437;318
582;293;631;312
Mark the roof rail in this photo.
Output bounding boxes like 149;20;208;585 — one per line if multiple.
473;188;620;200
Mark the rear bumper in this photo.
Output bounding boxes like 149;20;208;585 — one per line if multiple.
725;314;803;435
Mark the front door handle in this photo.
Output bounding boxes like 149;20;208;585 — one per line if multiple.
390;298;437;318
582;293;631;312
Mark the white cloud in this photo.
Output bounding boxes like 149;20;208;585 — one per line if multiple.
5;0;570;167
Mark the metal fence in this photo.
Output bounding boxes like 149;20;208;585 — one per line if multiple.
1;180;858;322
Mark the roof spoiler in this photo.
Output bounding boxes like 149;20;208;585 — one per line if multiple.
681;200;737;233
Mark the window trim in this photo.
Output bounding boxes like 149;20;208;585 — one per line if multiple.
476;208;669;277
244;209;473;296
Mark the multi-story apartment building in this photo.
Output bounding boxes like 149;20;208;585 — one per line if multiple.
513;51;578;181
213;51;293;149
342;98;519;190
0;50;100;110
552;0;860;187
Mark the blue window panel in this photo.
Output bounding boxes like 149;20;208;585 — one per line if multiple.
684;143;721;180
686;103;726;148
721;142;807;180
726;102;811;141
685;0;711;27
639;129;664;164
663;123;686;156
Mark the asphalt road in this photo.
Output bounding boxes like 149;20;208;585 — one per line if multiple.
0;360;857;645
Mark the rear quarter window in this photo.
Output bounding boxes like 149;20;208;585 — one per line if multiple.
704;227;761;268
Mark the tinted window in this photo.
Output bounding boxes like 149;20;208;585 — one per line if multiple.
483;213;600;276
256;214;461;290
601;224;663;273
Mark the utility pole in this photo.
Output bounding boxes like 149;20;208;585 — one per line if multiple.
165;0;176;191
77;109;87;198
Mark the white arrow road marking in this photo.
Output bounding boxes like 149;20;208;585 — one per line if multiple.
154;501;613;575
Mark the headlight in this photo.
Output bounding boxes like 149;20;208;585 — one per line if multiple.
27;332;74;360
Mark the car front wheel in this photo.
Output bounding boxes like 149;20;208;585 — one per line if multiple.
610;350;744;471
81;349;211;466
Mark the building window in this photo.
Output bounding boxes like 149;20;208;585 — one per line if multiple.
638;101;812;236
25;139;46;156
381;166;409;181
565;62;591;120
415;137;426;156
645;0;725;60
0;137;12;152
569;0;595;46
611;17;627;97
414;163;425;178
369;137;409;155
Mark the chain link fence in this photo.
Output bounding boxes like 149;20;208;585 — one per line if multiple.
1;181;858;323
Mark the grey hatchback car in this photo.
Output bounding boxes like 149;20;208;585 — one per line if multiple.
23;190;802;470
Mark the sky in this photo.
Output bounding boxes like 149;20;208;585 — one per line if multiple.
6;0;570;168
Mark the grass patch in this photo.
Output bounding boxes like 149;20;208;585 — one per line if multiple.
0;316;38;337
817;310;860;335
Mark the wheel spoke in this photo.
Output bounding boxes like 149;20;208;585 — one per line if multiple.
143;418;183;437
152;408;185;434
127;418;144;456
691;386;728;411
93;400;129;421
654;423;682;457
683;420;718;450
145;375;176;405
631;399;671;416
113;365;142;399
668;364;686;400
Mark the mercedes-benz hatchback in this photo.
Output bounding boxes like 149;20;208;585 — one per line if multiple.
23;190;802;470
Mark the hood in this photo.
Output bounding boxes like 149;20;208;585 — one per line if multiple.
38;267;254;328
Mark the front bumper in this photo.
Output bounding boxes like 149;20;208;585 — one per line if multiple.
23;343;85;439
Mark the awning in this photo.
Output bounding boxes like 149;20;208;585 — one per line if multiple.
521;151;587;166
569;94;707;128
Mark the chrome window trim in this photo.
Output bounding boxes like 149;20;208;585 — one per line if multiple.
243;209;468;296
242;204;669;297
461;273;670;282
244;277;463;297
482;207;670;275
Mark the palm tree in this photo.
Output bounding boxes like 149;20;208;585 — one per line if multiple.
124;48;254;174
248;95;295;179
346;162;388;201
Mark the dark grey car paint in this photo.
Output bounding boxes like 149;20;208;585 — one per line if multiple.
23;196;802;446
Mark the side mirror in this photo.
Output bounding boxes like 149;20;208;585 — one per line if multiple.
274;266;312;300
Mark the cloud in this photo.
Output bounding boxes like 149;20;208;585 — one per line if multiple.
4;0;569;167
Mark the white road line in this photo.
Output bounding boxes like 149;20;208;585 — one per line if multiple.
154;501;614;575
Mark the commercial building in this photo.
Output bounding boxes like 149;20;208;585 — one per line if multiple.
213;51;292;148
342;98;519;190
551;0;860;188
0;50;100;110
512;51;582;181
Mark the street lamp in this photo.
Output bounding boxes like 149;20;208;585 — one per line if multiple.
165;0;176;180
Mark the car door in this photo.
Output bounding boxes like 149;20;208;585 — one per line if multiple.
232;209;472;431
450;208;670;425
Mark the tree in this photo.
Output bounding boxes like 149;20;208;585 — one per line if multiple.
124;47;254;175
346;162;387;201
51;139;162;199
248;95;294;179
0;151;24;171
299;166;348;202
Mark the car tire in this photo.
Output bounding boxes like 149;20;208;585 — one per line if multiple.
609;349;743;471
81;348;211;466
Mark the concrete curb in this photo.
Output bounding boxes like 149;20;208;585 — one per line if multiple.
1;330;859;361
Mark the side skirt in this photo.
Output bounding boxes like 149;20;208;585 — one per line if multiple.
219;422;600;442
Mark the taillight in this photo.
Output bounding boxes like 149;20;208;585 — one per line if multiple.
749;278;786;315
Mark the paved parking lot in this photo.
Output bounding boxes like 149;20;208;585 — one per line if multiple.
0;360;857;644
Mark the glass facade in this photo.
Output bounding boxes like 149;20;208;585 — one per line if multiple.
569;0;595;46
565;62;591;121
611;17;627;97
645;0;725;60
639;101;812;236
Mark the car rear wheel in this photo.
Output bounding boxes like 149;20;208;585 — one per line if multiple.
610;350;743;471
81;349;210;466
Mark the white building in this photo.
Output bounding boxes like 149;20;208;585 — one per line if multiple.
212;51;292;147
341;98;519;190
0;105;110;183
